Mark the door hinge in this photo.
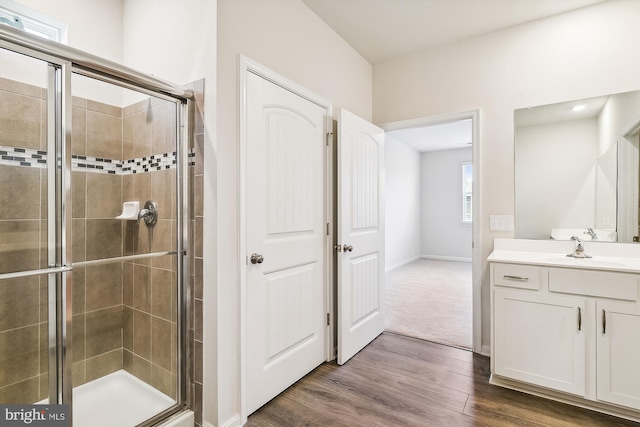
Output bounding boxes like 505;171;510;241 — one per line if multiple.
326;131;333;146
326;313;330;326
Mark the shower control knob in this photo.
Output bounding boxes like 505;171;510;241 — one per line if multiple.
250;253;264;264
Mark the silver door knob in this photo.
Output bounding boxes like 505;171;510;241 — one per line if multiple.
250;253;264;264
344;245;353;252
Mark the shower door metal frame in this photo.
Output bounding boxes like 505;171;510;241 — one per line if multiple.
0;24;193;427
0;36;74;408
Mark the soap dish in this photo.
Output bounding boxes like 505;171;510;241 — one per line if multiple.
116;201;140;220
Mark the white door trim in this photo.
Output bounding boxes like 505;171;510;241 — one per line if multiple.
379;109;482;355
238;55;333;424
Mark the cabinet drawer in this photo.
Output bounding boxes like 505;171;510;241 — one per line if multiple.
494;264;542;290
549;269;638;301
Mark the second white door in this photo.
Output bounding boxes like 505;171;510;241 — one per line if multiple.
337;108;386;365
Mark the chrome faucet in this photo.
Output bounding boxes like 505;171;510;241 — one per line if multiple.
584;228;597;240
567;236;591;258
137;200;158;226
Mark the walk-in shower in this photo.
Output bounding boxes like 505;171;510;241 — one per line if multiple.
0;25;196;427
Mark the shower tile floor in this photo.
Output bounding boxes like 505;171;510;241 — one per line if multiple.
72;370;174;427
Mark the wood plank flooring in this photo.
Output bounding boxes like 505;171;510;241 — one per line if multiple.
246;333;640;427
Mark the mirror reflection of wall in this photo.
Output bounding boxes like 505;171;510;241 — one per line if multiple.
514;90;640;243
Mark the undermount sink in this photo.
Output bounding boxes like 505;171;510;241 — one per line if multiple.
550;228;616;241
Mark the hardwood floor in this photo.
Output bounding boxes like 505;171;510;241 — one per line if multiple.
246;333;640;426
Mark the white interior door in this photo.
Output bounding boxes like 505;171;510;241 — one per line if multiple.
337;108;385;365
246;71;328;413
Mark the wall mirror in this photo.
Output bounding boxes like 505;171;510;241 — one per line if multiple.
514;90;640;243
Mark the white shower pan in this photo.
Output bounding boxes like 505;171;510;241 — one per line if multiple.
72;370;174;427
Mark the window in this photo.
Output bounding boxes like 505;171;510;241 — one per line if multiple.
462;162;472;223
0;0;67;43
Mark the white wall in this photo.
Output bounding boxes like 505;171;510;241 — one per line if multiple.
15;0;123;62
598;91;640;158
421;148;472;260
515;118;598;239
598;91;640;231
217;0;371;425
385;137;421;270
5;0;125;105
373;0;640;351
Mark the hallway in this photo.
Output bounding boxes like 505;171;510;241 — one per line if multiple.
385;259;472;349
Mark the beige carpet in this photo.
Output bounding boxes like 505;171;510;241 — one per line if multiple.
385;258;472;349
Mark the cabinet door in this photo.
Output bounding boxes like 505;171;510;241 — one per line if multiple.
494;288;586;395
597;300;640;409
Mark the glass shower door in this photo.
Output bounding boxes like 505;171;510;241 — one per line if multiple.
0;46;64;406
70;72;181;427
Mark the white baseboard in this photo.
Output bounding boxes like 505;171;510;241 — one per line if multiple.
210;414;241;427
480;344;491;357
158;410;194;427
420;254;472;263
385;255;421;272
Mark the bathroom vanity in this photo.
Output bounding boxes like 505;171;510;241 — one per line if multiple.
489;238;640;422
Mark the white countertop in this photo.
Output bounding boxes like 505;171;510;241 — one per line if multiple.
488;238;640;273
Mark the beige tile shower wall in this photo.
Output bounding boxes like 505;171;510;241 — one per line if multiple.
0;77;49;404
72;94;124;388
121;96;179;399
189;79;205;427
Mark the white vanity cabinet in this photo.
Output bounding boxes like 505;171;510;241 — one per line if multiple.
490;250;640;421
493;287;586;395
596;300;640;409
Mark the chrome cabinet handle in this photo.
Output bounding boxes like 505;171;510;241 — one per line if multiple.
578;307;582;331
250;253;264;264
602;309;606;334
503;275;528;282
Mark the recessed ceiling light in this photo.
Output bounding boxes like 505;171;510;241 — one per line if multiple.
572;105;586;112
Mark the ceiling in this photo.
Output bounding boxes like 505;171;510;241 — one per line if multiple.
386;119;472;152
514;96;610;128
302;0;608;64
301;0;608;152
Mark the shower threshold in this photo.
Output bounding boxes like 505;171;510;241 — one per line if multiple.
40;370;176;427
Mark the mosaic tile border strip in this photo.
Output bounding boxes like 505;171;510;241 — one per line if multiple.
0;146;48;169
1;145;195;174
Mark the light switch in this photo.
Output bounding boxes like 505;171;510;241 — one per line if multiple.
489;215;514;231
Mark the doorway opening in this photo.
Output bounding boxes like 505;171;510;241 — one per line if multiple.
382;112;480;352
